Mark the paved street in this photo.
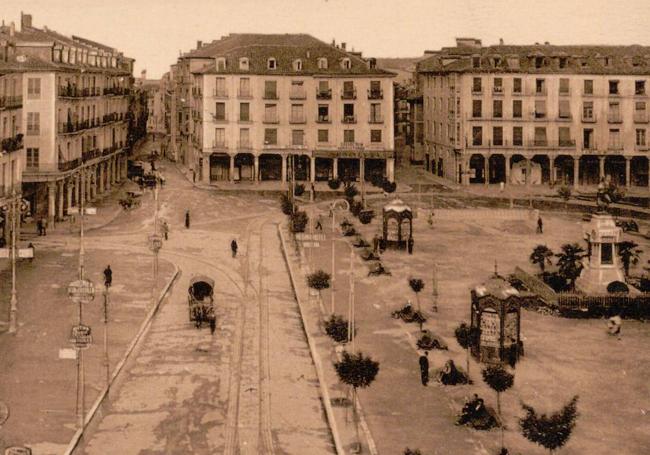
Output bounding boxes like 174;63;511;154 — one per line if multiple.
72;142;334;454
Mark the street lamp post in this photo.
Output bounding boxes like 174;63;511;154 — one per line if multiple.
102;288;110;390
8;189;18;334
329;200;350;315
149;185;162;307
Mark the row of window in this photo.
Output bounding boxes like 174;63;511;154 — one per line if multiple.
215;56;351;72
470;126;649;148
471;77;648;96
208;79;384;99
471;54;647;71
211;102;383;123
471;99;649;121
212;128;383;147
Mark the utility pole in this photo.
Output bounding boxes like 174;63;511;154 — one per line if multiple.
103;288;110;389
8;188;18;334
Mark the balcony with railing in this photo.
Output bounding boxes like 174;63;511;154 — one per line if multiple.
558;139;577;148
369;114;383;124
81;149;102;162
237;88;252;99
316;88;332;100
582;113;597;123
0;95;23;109
368;89;383;100
557;113;573;121
1;134;23;153
471;85;482;95
57;158;81;172
290;88;307;100
213;88;228;99
316;115;331;124
635;142;649;151
211;113;228;124
103;87;131;96
492;86;504;95
532;138;549;147
341;88;357;100
534;86;548;96
608;141;624;151
583;139;597;151
607;113;623;124
342;114;357;124
238;140;253;151
289;114;306;124
212;140;229;152
263;90;279;100
634;112;649;123
533;110;547;120
263;114;279;124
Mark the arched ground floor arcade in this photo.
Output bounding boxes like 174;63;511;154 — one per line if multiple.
202;150;396;185
460;152;650;188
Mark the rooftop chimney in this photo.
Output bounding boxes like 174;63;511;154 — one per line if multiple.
499;38;504;45
9;21;15;37
141;69;147;81
341;42;346;51
197;40;202;49
20;12;32;30
544;41;550;45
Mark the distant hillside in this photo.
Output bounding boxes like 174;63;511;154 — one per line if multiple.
375;57;426;84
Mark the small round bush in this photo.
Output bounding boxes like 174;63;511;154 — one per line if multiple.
382;180;397;193
294;183;305;196
328;178;341;190
358;210;375;224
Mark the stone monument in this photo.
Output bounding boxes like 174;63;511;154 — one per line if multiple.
576;213;625;293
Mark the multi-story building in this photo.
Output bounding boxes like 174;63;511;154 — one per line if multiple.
0;13;135;223
171;34;396;184
417;38;650;188
0;39;25;245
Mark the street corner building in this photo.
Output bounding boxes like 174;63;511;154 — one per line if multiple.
168;34;397;185
414;37;650;189
0;13;148;225
0;30;25;245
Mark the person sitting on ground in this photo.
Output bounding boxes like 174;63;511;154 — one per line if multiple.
457;394;496;429
438;359;468;385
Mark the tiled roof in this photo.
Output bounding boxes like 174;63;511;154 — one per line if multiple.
184;33;393;76
418;43;650;75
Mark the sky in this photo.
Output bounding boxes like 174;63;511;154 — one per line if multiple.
4;0;650;79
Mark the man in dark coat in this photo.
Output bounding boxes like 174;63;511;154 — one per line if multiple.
231;239;238;258
103;265;112;288
185;210;190;229
419;351;429;386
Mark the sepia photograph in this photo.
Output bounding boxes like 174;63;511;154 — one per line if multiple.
1;0;650;454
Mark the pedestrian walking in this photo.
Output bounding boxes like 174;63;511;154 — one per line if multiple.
419;351;429;386
315;215;323;231
36;219;43;236
103;265;113;288
372;234;380;253
231;239;238;258
192;169;196;183
209;317;216;335
537;216;543;234
162;221;169;240
185;210;191;229
42;219;47;236
311;182;316;201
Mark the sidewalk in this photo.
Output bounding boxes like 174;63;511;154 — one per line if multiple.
0;222;175;454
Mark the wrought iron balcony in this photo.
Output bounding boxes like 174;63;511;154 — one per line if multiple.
0;134;23;153
316;115;331;123
341;88;357;100
263;91;279;100
369;115;383;124
289;89;307;100
0;95;23;109
289;115;306;124
368;89;383;100
607;113;623;124
342;115;357;124
316;88;332;100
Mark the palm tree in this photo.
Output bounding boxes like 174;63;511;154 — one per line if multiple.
556;243;586;290
482;365;515;451
618;240;641;278
530;245;554;274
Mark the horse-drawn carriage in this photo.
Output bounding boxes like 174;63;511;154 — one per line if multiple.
188;275;216;331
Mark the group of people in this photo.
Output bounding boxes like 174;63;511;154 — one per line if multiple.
456;393;497;429
418;353;467;387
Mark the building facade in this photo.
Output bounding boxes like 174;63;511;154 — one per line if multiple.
0;41;25;245
171;34;396;184
417;38;650;188
0;13;135;223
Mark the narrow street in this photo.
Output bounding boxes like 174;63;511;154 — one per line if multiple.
73;145;334;454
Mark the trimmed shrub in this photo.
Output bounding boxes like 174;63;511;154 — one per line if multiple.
328;178;341;190
294;183;305;196
358;209;375;224
280;194;293;215
350;201;364;217
324;314;351;343
369;173;384;188
290;210;309;233
382;180;397;193
344;182;358;201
